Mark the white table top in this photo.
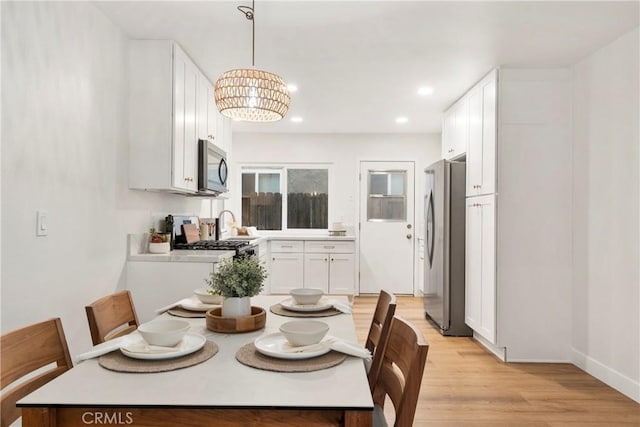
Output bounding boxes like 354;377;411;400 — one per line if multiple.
19;296;373;411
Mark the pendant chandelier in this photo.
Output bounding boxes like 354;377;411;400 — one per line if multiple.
214;0;290;122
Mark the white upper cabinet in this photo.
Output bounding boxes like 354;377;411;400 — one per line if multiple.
442;95;469;160
466;69;497;196
129;40;219;194
172;46;198;192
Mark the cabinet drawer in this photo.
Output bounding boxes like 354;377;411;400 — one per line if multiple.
304;241;354;254
270;240;304;253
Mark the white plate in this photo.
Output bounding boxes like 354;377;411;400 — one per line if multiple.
254;332;330;360
279;297;333;312
180;297;220;312
120;333;206;360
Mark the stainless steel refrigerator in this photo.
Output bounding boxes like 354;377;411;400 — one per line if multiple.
423;160;472;336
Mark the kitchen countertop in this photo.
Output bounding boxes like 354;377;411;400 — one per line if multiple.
127;233;355;263
127;234;234;263
128;250;235;263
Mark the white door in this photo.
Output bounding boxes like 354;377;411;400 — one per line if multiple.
359;161;415;294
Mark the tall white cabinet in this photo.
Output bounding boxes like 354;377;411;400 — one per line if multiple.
448;68;572;361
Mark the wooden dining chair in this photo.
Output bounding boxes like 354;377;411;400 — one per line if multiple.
1;318;73;427
85;290;140;345
371;316;429;427
365;289;397;389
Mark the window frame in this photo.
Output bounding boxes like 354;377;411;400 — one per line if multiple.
238;163;333;233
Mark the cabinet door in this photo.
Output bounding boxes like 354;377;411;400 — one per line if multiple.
197;72;210;141
466;70;497;196
443;96;469;160
453;96;469;157
269;253;304;294
304;253;329;293
172;47;198;191
207;85;218;144
467;87;483;196
441;111;456;159
329;253;355;294
465;195;496;343
480;74;497;195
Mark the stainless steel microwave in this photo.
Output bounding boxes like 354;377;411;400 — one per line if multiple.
197;139;228;196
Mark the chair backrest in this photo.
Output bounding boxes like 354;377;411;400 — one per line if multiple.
371;316;429;427
1;318;72;427
85;290;140;345
365;289;397;389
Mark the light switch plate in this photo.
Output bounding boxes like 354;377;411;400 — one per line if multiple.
36;209;48;236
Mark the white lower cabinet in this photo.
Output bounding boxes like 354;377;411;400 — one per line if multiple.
269;239;355;294
465;194;496;343
269;241;304;294
304;253;330;293
327;253;355;294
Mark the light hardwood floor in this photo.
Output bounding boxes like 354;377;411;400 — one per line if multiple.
352;296;640;426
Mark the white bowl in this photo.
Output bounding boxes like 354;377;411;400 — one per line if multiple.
194;288;222;304
137;319;190;346
148;242;170;254
290;288;324;305
279;320;329;347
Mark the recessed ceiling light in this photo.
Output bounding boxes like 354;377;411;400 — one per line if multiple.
395;117;408;124
417;86;434;96
291;116;303;123
287;84;298;92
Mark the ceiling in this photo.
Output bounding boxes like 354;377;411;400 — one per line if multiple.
95;1;639;134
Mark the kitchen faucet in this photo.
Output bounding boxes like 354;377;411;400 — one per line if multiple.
215;210;236;241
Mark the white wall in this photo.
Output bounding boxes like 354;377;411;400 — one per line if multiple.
230;132;441;294
231;132;441;231
0;2;208;356
571;27;640;402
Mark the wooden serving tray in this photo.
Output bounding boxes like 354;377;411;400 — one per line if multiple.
206;306;266;333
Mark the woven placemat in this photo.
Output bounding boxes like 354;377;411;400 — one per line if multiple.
168;307;207;318
270;304;341;318
236;343;346;372
99;341;218;373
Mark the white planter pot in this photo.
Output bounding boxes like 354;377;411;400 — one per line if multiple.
222;296;251;318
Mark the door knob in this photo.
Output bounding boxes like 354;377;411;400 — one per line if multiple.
406;234;412;239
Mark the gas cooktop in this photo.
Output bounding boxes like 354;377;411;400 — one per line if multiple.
173;240;250;250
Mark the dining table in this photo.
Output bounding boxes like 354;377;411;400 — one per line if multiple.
17;295;374;426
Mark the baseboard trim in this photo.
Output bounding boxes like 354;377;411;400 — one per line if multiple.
571;347;640;403
473;332;506;361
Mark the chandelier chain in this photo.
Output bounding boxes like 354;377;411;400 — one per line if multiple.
237;0;256;67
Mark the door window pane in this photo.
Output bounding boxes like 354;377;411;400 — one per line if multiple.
287;169;328;229
367;171;406;221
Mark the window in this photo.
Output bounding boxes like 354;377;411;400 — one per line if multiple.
367;170;407;221
241;166;329;230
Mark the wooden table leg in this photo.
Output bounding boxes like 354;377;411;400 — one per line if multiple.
22;408;55;427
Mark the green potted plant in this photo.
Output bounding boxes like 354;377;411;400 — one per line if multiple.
206;256;267;317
